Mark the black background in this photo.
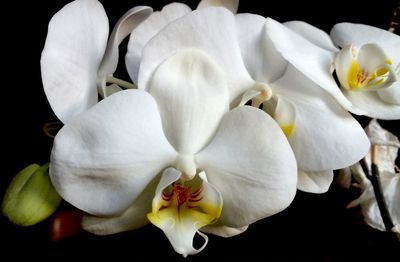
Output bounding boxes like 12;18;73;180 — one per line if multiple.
1;0;399;261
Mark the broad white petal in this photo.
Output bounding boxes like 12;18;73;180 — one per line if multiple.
271;65;370;171
343;89;400;119
97;6;152;88
139;7;254;102
126;3;191;83
265;18;355;111
148;168;222;257
197;106;297;227
235;14;287;83
50;90;176;216
378;81;400;105
148;48;229;158
81;176;159;235
41;0;109;123
197;0;239;13
284;21;339;52
297;170;333;193
201;224;248;237
331;23;400;66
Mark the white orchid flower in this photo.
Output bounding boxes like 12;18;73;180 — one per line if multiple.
347;119;400;233
50;48;297;256
132;8;370;194
125;0;238;84
266;20;400;120
40;0;152;123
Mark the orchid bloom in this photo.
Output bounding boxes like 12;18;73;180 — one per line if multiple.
40;0;152;123
125;0;238;84
346;119;399;233
130;7;370;193
266;20;400;120
50;48;297;256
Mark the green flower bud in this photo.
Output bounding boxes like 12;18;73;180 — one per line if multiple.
2;163;61;226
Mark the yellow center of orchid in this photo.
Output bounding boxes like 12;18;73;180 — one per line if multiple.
347;59;392;90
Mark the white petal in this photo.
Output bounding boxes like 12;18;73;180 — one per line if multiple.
50;90;176;216
197;0;239;13
197;106;297;227
265;18;356;112
139;7;254;102
342;89;400;120
378;81;400;105
235;14;287;83
331;23;400;66
125;3;191;83
81;176;159;235
148;48;229;157
297;170;333;194
148;168;222;257
97;6;152;88
41;0;109;123
284;21;339;52
271;95;296;137
272;65;370;171
201;224;248;237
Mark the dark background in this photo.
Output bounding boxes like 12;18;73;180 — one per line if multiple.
1;0;399;261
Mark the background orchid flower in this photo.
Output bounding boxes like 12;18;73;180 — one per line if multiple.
266;19;400;120
50;48;297;256
346;119;400;233
125;0;238;84
135;7;370;193
40;0;152;123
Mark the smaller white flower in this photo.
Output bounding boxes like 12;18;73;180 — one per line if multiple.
347;119;400;233
41;0;152;123
265;20;400;120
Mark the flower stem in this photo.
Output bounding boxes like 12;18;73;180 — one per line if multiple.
368;145;400;241
106;76;136;89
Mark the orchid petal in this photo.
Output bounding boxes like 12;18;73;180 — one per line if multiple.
265;18;356;112
271;65;370;171
201;224;248;237
148;49;229;161
330;23;400;66
342;89;400;120
284;21;339;52
40;0;109;123
125;3;191;83
235;14;287;84
197;106;297;227
81;176;159;235
50;90;176;216
148;168;222;257
97;6;152;90
139;7;254;102
297;170;333;194
197;0;239;14
377;81;400;104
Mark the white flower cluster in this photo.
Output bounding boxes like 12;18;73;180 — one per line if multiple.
40;0;399;256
